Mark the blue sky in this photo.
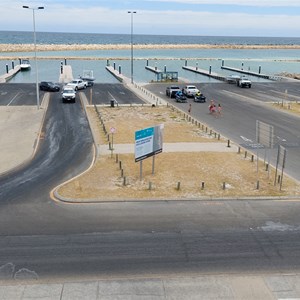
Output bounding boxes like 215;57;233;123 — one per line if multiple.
0;0;299;37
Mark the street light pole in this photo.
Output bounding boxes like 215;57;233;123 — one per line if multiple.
23;5;44;110
128;11;136;84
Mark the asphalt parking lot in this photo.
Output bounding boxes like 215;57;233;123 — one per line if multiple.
81;83;145;105
0;83;42;106
0;83;145;106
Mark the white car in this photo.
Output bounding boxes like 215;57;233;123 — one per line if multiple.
237;76;252;88
62;86;76;103
66;79;87;91
183;85;199;97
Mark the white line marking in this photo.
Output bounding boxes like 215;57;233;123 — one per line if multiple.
7;92;20;106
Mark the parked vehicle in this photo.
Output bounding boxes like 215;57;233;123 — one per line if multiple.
175;91;187;103
66;79;87;91
237;76;252;88
166;86;181;98
194;92;206;103
183;85;199;97
62;86;76;103
39;81;60;92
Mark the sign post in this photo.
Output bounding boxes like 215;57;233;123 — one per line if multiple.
256;120;274;185
135;124;164;180
110;127;116;158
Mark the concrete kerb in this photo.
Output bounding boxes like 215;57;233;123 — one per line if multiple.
0;93;49;177
51;193;300;204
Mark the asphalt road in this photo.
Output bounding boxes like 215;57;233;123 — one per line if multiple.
0;82;300;283
82;83;145;105
1;200;300;282
146;81;300;181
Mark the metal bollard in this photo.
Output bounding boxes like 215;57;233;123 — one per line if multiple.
227;140;231;148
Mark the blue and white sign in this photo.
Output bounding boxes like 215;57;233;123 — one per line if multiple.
135;124;163;162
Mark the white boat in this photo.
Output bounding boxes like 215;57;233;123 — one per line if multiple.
20;59;31;70
80;70;95;82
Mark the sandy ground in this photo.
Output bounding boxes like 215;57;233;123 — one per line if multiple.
57;106;300;201
1;43;300;53
271;101;300;115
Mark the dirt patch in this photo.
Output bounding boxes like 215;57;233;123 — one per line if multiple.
271;101;300;116
58;105;300;201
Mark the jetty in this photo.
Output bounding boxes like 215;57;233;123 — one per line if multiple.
145;65;162;74
182;65;227;82
0;65;21;83
221;65;275;79
59;65;73;83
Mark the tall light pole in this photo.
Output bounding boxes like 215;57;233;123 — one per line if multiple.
128;11;136;84
23;5;44;110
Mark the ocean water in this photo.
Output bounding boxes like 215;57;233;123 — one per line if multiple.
1;31;300;83
1;31;300;45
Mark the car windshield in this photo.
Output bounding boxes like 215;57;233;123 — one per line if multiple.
64;90;73;94
188;86;196;89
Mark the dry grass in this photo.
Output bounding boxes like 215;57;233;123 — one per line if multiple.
271;101;300;116
58;105;300;201
98;106;222;144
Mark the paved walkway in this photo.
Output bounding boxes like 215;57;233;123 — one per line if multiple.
0;97;48;175
100;142;237;155
1;273;300;299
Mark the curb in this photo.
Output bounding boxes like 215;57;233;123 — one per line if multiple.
51;194;300;204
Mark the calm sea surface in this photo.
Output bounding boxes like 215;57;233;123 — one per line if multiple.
2;31;300;45
1;31;300;83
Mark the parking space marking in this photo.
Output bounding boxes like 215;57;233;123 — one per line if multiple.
108;91;116;100
7;92;20;106
108;91;119;105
